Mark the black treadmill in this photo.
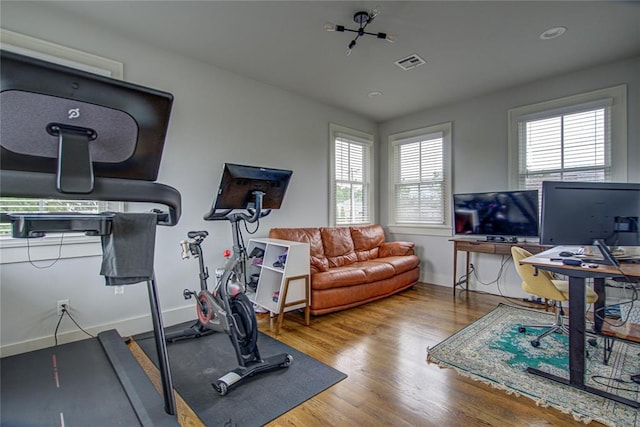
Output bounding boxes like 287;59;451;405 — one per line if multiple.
0;50;182;426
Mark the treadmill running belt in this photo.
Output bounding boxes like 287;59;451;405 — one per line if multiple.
2;338;145;426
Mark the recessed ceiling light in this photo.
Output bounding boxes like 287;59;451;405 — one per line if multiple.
540;26;567;40
368;91;382;98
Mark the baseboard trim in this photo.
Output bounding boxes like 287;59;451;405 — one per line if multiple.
0;304;195;358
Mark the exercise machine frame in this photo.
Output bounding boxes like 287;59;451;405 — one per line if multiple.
166;191;292;395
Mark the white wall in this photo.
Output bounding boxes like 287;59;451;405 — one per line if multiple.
0;2;375;356
3;1;639;356
379;56;640;297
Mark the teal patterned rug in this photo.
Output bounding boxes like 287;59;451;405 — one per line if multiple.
427;304;640;427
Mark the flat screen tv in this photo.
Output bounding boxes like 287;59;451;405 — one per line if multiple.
203;163;292;220
453;190;539;240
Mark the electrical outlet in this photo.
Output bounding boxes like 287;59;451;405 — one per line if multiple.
57;299;69;315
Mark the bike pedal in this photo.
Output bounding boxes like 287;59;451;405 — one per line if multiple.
182;289;195;300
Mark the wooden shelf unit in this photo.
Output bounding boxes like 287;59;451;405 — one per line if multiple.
247;238;310;334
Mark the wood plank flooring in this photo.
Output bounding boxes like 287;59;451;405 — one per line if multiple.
137;283;606;426
259;283;601;427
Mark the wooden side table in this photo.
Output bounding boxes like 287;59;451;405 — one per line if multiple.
451;238;548;298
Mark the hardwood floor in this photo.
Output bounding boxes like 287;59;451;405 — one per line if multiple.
136;283;605;426
258;283;601;427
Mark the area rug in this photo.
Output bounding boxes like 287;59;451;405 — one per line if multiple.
427;304;640;427
136;322;346;426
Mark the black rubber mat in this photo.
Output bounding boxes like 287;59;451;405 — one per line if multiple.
136;322;347;426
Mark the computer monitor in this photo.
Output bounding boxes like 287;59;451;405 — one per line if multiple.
0;49;180;224
0;49;174;188
540;181;640;264
203;163;292;220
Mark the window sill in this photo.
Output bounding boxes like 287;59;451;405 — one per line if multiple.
0;235;103;264
387;224;453;237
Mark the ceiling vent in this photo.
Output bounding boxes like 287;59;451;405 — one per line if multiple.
394;54;426;71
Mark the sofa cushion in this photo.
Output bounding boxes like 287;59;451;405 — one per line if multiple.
321;227;358;268
357;260;396;282
312;260;396;290
350;224;386;261
269;227;329;272
379;241;415;257
371;255;420;275
312;266;366;289
310;268;420;314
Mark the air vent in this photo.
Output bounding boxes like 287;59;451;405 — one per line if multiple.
394;54;426;71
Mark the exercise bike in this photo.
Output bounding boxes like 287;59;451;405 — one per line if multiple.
165;190;293;396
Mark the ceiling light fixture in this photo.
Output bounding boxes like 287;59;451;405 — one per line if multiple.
325;9;396;56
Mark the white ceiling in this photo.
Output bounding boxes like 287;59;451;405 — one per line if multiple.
45;1;640;122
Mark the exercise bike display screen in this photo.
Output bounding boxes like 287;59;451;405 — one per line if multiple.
210;163;293;211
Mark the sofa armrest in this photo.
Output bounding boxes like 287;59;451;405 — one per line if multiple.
379;241;415;257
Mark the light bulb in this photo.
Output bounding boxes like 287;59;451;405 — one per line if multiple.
385;33;397;43
324;22;336;32
346;48;353;56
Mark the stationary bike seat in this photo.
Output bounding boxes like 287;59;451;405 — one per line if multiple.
188;230;209;239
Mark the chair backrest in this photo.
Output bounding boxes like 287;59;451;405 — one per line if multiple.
511;246;566;301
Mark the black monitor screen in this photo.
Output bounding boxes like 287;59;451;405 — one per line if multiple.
540;181;640;247
0;49;173;181
205;163;292;216
453;190;539;238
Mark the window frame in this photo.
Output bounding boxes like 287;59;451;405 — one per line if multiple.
329;123;375;226
507;85;628;190
387;122;453;236
0;29;124;262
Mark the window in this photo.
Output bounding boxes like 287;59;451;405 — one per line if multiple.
388;122;452;236
0;200;113;237
508;85;627;193
329;124;374;226
0;30;124;260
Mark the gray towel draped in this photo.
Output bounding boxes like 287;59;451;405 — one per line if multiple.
100;212;157;286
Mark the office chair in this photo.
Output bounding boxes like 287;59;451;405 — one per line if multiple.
511;246;598;347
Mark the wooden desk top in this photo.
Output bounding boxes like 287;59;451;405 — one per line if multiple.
601;320;640;343
520;246;640;279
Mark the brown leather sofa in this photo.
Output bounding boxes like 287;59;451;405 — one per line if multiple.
269;224;420;315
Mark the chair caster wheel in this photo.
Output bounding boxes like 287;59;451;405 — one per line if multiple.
531;340;540;348
518;326;526;333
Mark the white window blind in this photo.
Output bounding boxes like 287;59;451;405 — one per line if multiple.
508;85;627;192
391;129;448;226
517;99;612;191
333;132;372;225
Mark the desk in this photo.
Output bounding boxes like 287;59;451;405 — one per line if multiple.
451;238;547;298
520;247;640;408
